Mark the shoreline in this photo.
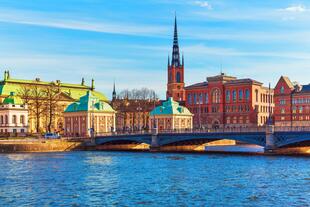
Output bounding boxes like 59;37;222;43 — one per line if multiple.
0;139;309;156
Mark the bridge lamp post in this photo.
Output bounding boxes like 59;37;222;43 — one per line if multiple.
137;104;142;132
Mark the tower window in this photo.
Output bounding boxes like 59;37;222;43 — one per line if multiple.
176;72;181;83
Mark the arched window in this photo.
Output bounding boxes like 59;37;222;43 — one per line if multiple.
232;90;237;102
226;90;230;102
0;116;3;124
169;72;172;82
245;89;250;101
176;72;181;83
238;90;243;100
212;89;220;103
5;115;8;124
255;90;259;102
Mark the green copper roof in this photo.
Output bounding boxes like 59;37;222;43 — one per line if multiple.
3;92;23;105
65;91;115;113
0;75;108;101
150;98;192;116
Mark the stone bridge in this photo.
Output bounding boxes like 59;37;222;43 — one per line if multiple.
94;126;310;150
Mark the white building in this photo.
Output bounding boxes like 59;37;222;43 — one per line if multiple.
0;92;28;134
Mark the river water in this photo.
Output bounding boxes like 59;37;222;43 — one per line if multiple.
0;151;309;206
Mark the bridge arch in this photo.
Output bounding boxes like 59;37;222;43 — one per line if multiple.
158;132;266;147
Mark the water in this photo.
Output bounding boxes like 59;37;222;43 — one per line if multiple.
0;152;310;207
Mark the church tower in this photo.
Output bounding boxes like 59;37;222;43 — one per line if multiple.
166;15;185;102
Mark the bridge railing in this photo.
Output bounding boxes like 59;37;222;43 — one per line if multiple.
94;130;152;137
93;125;310;138
157;127;267;134
274;126;310;132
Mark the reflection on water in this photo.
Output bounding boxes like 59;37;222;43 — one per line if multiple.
0;151;310;206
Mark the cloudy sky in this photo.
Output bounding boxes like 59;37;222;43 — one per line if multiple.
0;0;310;99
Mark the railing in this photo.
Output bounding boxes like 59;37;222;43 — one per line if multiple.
274;126;310;132
70;126;310;139
155;127;267;134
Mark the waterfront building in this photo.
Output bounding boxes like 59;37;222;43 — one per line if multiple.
0;71;108;133
0;92;28;134
111;99;160;132
111;83;161;132
64;91;115;137
274;76;310;127
149;97;193;132
185;73;274;129
166;16;186;102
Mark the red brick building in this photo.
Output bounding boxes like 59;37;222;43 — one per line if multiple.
166;16;185;102
185;73;274;129
274;76;310;127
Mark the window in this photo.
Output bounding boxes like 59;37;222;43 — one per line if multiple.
20;115;25;124
212;89;220;103
232;90;237;102
12;115;17;124
281;109;285;114
5;115;8;124
188;94;192;105
205;93;209;103
299;106;303;113
193;93;197;104
245;89;250;101
199;93;203;104
255;90;258;102
280;100;286;105
0;116;3;124
280;86;284;94
292;106;297;114
226;90;230;102
176;72;181;83
238;90;243;100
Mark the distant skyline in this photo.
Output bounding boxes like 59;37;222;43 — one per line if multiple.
1;0;310;99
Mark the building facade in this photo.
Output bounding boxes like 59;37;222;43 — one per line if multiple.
0;71;108;133
149;98;193;132
111;98;161;132
64;91;115;137
274;76;310;127
185;73;274;129
0;92;28;134
166;16;186;102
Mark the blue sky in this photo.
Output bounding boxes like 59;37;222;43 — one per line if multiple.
1;0;310;99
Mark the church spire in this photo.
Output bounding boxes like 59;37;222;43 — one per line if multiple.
112;80;116;100
171;15;180;67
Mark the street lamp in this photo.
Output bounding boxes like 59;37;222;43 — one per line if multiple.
137;102;142;132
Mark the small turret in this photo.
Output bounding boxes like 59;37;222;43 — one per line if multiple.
4;70;8;81
81;77;85;86
91;79;95;90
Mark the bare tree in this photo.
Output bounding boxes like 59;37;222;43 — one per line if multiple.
17;85;32;105
117;88;158;100
43;84;62;132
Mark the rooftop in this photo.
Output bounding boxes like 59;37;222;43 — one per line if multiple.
150;97;192;116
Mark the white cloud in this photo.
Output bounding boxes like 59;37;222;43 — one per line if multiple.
0;8;169;37
193;1;212;9
281;5;307;13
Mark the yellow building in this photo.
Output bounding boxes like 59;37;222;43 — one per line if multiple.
0;71;108;133
64;91;116;137
149;98;193;132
